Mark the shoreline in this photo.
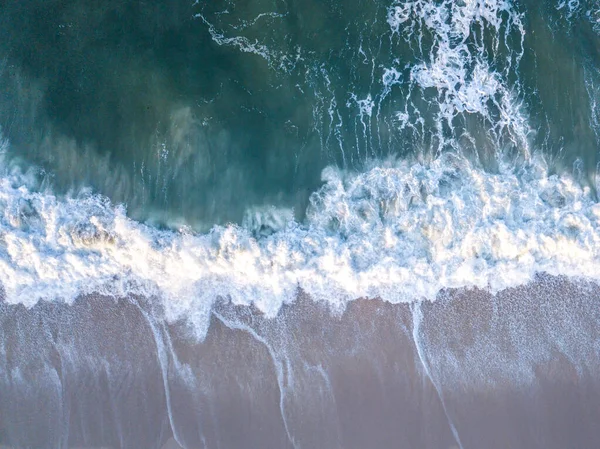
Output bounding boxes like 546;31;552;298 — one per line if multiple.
1;273;599;448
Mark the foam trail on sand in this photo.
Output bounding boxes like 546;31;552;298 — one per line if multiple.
212;311;298;449
411;301;463;449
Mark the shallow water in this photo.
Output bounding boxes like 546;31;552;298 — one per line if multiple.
1;1;600;448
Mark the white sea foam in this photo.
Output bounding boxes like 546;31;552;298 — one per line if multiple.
386;0;528;152
194;12;302;73
1;137;600;338
195;13;275;63
557;0;581;19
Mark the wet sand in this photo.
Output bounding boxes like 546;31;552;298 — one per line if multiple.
1;274;599;448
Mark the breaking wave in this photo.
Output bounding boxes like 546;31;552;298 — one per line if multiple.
1;0;599;340
1;131;600;337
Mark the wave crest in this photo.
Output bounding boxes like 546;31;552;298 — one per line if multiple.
0;149;599;337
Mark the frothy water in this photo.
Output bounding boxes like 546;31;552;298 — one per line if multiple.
0;0;599;338
1;135;599;338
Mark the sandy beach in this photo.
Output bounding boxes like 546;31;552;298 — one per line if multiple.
0;274;599;448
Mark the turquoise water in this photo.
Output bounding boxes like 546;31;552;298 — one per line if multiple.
1;0;598;231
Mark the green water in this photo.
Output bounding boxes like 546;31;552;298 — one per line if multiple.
0;0;598;229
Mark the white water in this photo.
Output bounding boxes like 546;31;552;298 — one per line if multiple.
1;133;600;339
384;0;528;152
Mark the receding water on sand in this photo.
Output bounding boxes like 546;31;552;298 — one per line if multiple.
1;275;600;448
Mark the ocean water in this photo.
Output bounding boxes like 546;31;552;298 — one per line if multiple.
1;0;600;448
